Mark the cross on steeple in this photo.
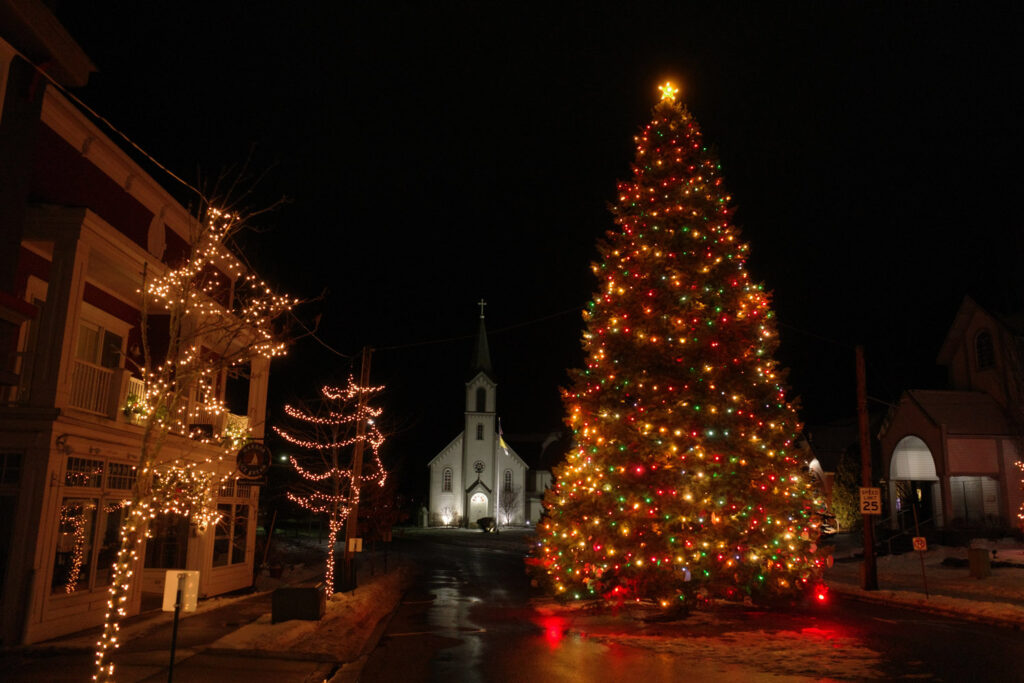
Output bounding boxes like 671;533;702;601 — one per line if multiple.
478;298;487;319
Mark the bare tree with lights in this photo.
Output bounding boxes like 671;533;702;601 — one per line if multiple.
529;83;827;611
360;466;401;542
499;485;522;527
93;201;296;682
272;378;387;593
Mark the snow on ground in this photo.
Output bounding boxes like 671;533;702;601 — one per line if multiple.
530;600;886;681
50;535;405;655
522;535;1024;681
211;564;413;662
823;536;1024;627
586;628;884;681
47;559;327;650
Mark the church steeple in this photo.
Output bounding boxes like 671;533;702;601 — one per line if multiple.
472;298;494;379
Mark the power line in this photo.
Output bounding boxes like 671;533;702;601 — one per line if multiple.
777;320;851;349
13;47;209;206
378;304;584;353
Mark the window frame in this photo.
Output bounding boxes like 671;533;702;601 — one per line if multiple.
974;330;995;370
51;496;129;595
212;484;254;568
75;302;131;370
51;454;139;595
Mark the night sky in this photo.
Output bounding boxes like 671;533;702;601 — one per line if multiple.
55;2;1023;496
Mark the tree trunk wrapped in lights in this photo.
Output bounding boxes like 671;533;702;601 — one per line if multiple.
94;202;296;682
1016;460;1024;532
529;84;827;610
273;378;387;593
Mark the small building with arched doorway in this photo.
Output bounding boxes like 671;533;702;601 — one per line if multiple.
878;296;1024;534
880;391;1017;531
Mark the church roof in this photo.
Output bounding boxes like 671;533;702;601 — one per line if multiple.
905;390;1013;436
936;294;1024;365
426;432;463;468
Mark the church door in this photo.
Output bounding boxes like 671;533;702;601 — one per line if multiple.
468;493;488;526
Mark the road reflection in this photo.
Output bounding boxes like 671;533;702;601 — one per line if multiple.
365;531;1023;682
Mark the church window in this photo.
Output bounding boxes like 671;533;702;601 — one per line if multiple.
476;423;484;440
504;469;512;492
476;387;486;412
442;467;452;492
975;331;995;370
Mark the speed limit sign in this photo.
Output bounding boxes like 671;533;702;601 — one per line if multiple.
859;487;881;514
912;537;927;552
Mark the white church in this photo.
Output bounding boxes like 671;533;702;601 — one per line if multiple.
427;303;529;527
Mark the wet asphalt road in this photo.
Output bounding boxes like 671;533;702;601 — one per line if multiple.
361;531;1024;683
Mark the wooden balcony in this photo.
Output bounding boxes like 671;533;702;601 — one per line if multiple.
68;358;115;415
69;364;249;441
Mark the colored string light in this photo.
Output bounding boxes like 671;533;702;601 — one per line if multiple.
528;86;827;610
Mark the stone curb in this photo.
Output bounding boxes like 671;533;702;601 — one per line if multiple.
827;581;1024;630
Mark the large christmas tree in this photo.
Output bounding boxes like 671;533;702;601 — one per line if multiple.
531;84;826;609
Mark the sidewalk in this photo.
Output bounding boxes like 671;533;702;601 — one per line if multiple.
822;532;1024;628
0;549;411;683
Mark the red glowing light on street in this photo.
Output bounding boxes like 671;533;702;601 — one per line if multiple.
537;616;567;648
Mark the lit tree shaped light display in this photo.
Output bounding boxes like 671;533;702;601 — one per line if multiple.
530;83;827;610
273;378;387;592
94;204;296;682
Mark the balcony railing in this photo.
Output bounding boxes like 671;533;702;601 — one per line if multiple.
224;411;249;437
189;406;249;443
70;366;250;441
69;359;114;415
125;375;146;425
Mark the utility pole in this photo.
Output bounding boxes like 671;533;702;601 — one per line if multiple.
856;345;878;590
342;346;372;590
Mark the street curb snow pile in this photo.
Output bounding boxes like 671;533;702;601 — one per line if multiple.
825;582;1024;627
209;565;414;663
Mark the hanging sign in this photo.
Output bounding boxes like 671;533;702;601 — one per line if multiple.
236;442;272;478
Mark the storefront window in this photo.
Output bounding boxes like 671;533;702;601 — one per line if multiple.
232;505;248;564
213;503;232;567
53;498;97;594
94;502;126;586
144;515;188;569
214;503;249;567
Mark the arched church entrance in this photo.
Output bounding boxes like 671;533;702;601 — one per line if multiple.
468;492;488;526
888;435;941;530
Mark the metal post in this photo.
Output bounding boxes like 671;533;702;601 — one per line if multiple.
912;504;929;597
168;572;184;682
856;346;878;590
